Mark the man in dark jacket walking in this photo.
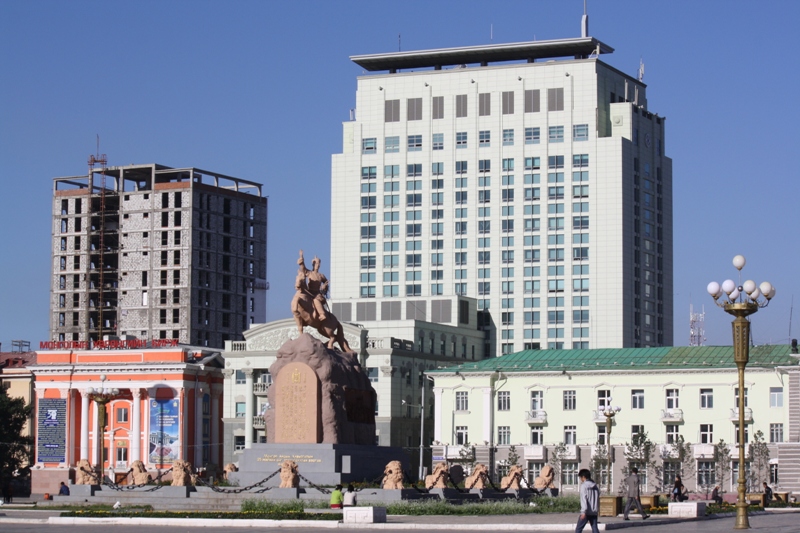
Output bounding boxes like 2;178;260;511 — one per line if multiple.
623;467;650;520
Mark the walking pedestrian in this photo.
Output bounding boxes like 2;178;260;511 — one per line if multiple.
575;468;600;533
763;481;773;507
623;467;650;520
672;475;687;502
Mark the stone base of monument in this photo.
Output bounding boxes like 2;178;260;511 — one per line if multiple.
429;488;481;502
263;488;301;499
347;489;438;502
69;484;100;496
469;488;517;500
230;443;409;488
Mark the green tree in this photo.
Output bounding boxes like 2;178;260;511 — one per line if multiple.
668;435;696;481
712;439;732;497
0;386;33;482
623;430;657;493
748;430;771;490
549;442;569;489
590;442;610;492
506;444;520;468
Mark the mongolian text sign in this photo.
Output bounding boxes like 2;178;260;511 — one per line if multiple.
37;398;67;462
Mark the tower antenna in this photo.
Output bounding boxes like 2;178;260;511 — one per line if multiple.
689;303;706;347
398;33;401;52
581;0;589;37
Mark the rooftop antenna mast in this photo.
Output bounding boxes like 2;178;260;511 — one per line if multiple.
398;33;401;52
581;0;589;37
689;303;705;347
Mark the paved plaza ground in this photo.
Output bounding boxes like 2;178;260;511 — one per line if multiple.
2;507;800;532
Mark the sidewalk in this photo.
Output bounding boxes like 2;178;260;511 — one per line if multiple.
3;508;782;530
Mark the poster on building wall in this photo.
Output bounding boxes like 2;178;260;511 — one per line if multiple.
37;398;67;462
149;398;180;465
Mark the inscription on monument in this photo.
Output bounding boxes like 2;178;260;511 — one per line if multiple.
256;454;322;463
274;362;319;443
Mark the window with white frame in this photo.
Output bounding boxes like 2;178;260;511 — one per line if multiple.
116;407;129;423
663;462;680;488
734;423;749;444
573;124;589;141
631;389;645;409
631;425;644;439
700;424;713;444
530;426;543;445
527;461;543;486
497;391;511;411
362;137;377;154
562;462;579;485
455;391;469;411
497;426;511;445
666;389;679;409
770;387;783;408
548;125;564;143
700;388;714;409
770;463;779;484
530;390;544;411
525;127;540;144
734;387;748;407
697;461;715;486
564;425;576;445
563;390;576;410
666;424;679;444
432;133;444;150
770;423;783;443
597;389;611;410
235;370;246;384
455;426;469;445
597;424;607;445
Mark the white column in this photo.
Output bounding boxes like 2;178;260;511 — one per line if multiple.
195;386;205;466
210;388;221;466
80;390;90;461
433;387;443;443
244;369;255;448
181;387;190;460
131;388;141;463
92;399;100;466
482;387;493;445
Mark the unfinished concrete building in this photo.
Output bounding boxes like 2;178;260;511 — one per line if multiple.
50;162;267;348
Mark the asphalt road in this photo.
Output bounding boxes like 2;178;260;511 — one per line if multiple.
1;511;799;532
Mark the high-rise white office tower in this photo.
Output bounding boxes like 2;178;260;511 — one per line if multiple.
50;163;268;348
331;30;672;357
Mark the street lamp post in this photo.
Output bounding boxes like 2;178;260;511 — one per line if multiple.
601;401;621;495
707;254;775;530
86;374;120;481
403;397;426;481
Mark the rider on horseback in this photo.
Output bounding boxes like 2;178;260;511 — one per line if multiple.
297;250;329;321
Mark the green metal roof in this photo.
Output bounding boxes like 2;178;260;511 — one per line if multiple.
428;345;798;374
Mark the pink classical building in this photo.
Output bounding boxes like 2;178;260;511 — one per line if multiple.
29;345;224;494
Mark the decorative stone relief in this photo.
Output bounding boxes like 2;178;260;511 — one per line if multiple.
246;326;360;352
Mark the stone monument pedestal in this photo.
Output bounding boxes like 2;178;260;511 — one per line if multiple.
230;443;409;488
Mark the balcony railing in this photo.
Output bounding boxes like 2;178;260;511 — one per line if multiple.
523;445;547;461
525;410;547;424
592;410;610;424
692;444;715;459
253;382;270;396
660;408;684;423
562;444;580;460
729;407;753;422
253;415;265;429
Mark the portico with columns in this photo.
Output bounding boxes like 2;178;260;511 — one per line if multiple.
29;346;224;495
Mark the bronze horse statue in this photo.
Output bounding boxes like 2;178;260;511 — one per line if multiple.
291;270;352;353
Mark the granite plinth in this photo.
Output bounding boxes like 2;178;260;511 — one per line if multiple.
230;443;409;487
429;488;481;501
69;484;100;496
348;489;438;501
469;488;517;500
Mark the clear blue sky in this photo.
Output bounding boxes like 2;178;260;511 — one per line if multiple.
1;0;798;349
